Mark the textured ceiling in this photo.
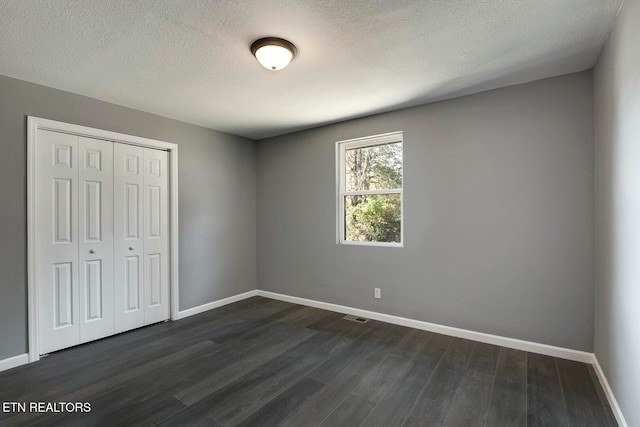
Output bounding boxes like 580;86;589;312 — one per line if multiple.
0;0;622;139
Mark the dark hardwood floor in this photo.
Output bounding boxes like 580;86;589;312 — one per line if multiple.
0;297;616;426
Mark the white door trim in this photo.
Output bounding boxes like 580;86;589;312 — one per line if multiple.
27;116;180;363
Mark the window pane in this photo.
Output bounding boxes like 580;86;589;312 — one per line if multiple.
345;194;401;243
345;142;402;191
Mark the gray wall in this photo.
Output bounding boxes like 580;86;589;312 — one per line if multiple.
0;74;257;360
594;0;640;424
257;71;595;351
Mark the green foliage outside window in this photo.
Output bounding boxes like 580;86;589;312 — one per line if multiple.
344;142;402;243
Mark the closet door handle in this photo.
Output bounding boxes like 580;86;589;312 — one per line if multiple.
129;246;135;251
89;249;96;254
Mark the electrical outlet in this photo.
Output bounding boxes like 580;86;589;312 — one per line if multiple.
374;288;381;299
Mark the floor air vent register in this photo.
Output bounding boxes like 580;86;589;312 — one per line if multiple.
343;314;370;323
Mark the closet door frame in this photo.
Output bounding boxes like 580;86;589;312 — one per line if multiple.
27;116;180;363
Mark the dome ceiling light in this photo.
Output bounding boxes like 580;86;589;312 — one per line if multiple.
250;37;297;71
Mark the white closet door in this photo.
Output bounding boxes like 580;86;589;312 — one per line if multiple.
36;130;80;354
78;137;115;343
113;143;145;332
36;128;172;355
143;148;170;325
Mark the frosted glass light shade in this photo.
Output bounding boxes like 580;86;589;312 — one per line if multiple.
255;45;293;70
251;38;297;71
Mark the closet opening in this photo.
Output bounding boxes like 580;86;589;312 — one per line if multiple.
26;117;180;362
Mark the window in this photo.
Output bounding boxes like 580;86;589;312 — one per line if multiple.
337;131;403;247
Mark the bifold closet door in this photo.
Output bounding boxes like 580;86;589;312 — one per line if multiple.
114;143;169;330
36;131;170;354
142;148;170;325
36;130;80;354
78;136;115;343
113;143;145;332
36;131;115;354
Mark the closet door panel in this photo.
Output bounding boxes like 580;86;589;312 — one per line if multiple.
114;143;145;332
78;137;115;343
36;130;80;354
143;148;170;325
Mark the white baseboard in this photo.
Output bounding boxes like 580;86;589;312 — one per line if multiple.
175;290;258;320
592;355;628;427
257;290;593;363
0;353;29;373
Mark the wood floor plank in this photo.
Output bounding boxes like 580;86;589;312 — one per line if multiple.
556;358;612;426
528;352;562;392
527;384;568;427
159;363;283;426
209;305;306;344
403;338;475;427
310;314;375;340
307;321;406;384
279;324;412;427
485;348;527;427
181;298;272;335
361;333;452;427
193;418;224;427
0;341;215;426
53;321;173;356
443;369;494;427
466;342;500;375
148;319;322;396
73;386;175;427
209;332;352;426
173;326;316;406
112;396;187;426
145;346;244;391
485;377;526;426
352;329;431;403
231;320;317;356
305;311;346;331
185;299;295;339
304;336;374;384
29;376;158;427
236;377;324;427
319;393;376;427
1;342;213;427
0;343;108;384
351;350;411;402
277;378;354;427
495;347;527;385
111;331;210;368
0;343;122;399
327;315;377;338
0;351;126;402
278;306;334;327
268;330;351;369
93;314;221;355
185;311;266;338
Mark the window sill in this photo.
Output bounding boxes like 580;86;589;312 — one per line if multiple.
338;240;403;248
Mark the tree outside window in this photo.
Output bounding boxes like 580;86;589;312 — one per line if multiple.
337;133;403;246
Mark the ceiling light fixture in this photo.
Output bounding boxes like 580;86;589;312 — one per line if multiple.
251;37;297;71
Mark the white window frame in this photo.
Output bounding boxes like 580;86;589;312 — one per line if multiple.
336;131;403;247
